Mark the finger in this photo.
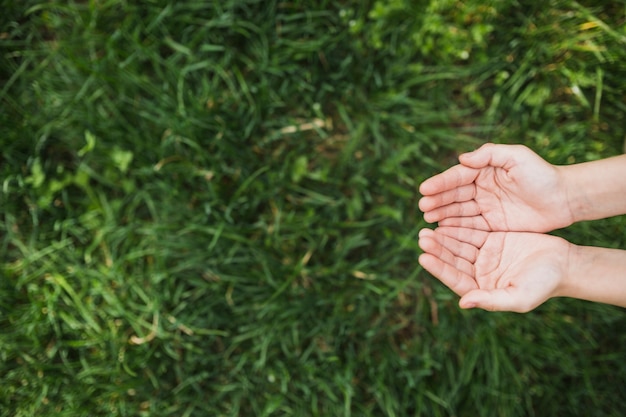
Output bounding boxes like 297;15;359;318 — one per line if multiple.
418;234;475;277
418;228;434;239
423;200;481;224
434;227;489;249
459;288;538;313
419;253;478;296
419;228;480;263
419;165;479;196
418;183;476;212
459;143;530;171
438;215;492;231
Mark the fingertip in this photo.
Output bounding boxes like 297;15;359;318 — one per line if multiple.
417;235;429;252
458;153;472;164
418;196;431;212
459;300;476;309
459;291;485;310
418;180;434;196
418;252;436;270
418;228;434;238
418;234;437;254
459;147;486;168
460;288;533;313
422;213;435;224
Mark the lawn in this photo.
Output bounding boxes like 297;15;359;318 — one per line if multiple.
1;1;626;416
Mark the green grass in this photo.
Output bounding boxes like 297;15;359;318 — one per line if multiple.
1;1;626;416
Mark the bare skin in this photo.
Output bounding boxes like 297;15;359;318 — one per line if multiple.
419;143;626;232
418;227;570;313
419;227;626;312
418;143;626;312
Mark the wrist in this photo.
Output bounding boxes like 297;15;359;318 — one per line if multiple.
560;155;626;223
558;241;582;300
559;164;590;225
559;244;626;307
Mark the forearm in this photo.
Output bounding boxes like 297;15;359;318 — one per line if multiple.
560;243;626;308
562;154;626;222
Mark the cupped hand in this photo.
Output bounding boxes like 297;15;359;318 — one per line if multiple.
418;227;571;313
418;143;574;233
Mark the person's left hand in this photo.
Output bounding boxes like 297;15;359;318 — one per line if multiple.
418;227;571;312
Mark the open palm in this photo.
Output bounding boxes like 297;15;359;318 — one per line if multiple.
418;227;570;312
419;144;574;233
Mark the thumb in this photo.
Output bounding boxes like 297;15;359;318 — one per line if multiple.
459;288;537;313
459;143;521;170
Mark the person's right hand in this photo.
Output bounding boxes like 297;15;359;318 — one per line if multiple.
418;143;574;233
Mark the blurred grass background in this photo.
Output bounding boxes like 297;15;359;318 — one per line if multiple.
1;1;626;416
